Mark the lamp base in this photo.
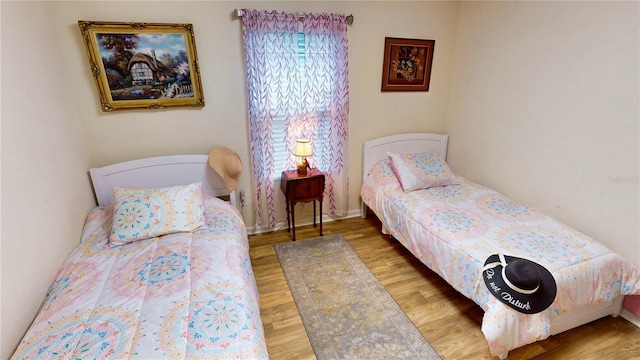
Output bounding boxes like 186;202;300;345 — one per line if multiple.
296;157;310;176
296;163;308;176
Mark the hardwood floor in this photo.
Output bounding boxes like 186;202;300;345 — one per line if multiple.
248;216;640;360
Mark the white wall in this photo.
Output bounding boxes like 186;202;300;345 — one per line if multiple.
446;1;639;267
1;2;96;358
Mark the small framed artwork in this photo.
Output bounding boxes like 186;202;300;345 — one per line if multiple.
78;21;205;111
381;37;435;92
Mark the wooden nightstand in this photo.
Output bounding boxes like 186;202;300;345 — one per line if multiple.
280;168;325;241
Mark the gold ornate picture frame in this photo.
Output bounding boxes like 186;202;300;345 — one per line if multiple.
381;37;435;92
78;21;205;111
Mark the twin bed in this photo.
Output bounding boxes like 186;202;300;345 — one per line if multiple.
12;155;268;360
360;133;640;358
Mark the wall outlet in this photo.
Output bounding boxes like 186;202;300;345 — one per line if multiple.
239;190;246;207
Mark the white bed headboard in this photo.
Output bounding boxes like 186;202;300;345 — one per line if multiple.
89;155;237;207
362;133;449;181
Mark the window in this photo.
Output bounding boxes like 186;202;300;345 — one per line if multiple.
268;33;331;175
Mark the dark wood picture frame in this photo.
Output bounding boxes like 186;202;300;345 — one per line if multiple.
78;21;205;111
381;37;435;92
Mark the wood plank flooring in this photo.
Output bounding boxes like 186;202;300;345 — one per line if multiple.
248;216;640;360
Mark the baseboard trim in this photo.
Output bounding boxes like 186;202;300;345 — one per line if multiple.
246;209;363;236
621;309;640;328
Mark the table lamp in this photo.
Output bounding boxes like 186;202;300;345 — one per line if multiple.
293;139;313;176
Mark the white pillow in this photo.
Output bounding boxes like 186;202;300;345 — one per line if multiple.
109;182;205;246
387;151;457;192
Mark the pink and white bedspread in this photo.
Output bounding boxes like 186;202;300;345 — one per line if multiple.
361;159;640;357
12;195;268;360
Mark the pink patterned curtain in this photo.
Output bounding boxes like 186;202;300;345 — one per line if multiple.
241;9;349;230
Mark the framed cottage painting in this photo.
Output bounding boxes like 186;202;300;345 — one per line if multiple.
381;37;435;92
78;21;205;111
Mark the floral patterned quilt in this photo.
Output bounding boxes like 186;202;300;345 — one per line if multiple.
361;159;640;358
12;195;268;360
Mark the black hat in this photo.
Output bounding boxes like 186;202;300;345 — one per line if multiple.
482;254;557;314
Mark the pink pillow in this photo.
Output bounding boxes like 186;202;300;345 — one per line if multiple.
387;151;457;191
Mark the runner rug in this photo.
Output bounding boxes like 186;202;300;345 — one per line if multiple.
274;234;441;360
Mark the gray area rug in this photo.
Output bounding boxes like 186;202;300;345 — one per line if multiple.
274;234;441;360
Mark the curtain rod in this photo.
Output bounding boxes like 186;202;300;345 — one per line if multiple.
234;9;354;25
